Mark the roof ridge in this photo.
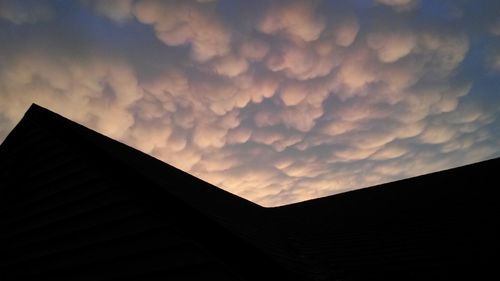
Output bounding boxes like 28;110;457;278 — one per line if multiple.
11;104;264;214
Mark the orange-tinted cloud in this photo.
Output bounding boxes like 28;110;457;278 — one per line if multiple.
257;0;326;42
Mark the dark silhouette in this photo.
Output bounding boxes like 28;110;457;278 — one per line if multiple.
0;104;498;280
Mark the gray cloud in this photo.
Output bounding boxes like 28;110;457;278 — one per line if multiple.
87;0;135;23
0;0;53;24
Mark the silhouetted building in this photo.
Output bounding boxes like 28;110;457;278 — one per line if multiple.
1;104;498;281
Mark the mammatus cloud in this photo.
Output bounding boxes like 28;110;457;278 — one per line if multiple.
257;0;326;43
0;54;142;139
134;0;231;62
0;0;499;206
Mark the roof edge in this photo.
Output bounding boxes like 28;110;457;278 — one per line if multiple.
2;103;264;212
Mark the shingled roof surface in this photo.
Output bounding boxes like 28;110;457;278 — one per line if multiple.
1;104;498;281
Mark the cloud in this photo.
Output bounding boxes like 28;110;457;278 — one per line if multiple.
335;146;378;162
237;72;280;104
1;0;499;207
331;15;360;47
265;41;340;80
192;123;225;148
418;125;457;144
376;0;416;6
419;31;469;77
0;53;142;140
490;19;500;36
254;110;281;128
0;0;53;24
279;82;308;106
371;144;408;160
282;161;328;178
154;144;202;171
320;119;356;136
193;149;244;173
251;130;285;146
280;103;324;132
128;120;172;153
89;0;134;23
133;0;230;62
334;48;377;94
367;31;416;63
239;39;270;61
257;0;326;42
212;54;249;77
375;0;418;11
227;127;252;144
487;50;500;71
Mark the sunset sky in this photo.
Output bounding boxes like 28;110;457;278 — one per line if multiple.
1;0;499;206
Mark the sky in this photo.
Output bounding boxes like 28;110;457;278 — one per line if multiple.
0;0;499;206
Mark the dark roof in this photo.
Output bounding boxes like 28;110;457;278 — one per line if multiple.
1;104;498;281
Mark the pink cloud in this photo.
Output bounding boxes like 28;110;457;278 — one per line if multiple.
1;0;498;207
134;0;231;62
257;0;326;42
367;31;416;63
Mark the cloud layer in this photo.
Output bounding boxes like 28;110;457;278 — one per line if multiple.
1;0;499;206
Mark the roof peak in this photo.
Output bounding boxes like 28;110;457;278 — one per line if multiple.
3;103;263;216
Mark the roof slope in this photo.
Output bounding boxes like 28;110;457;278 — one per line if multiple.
272;156;499;280
0;104;298;280
1;104;499;281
